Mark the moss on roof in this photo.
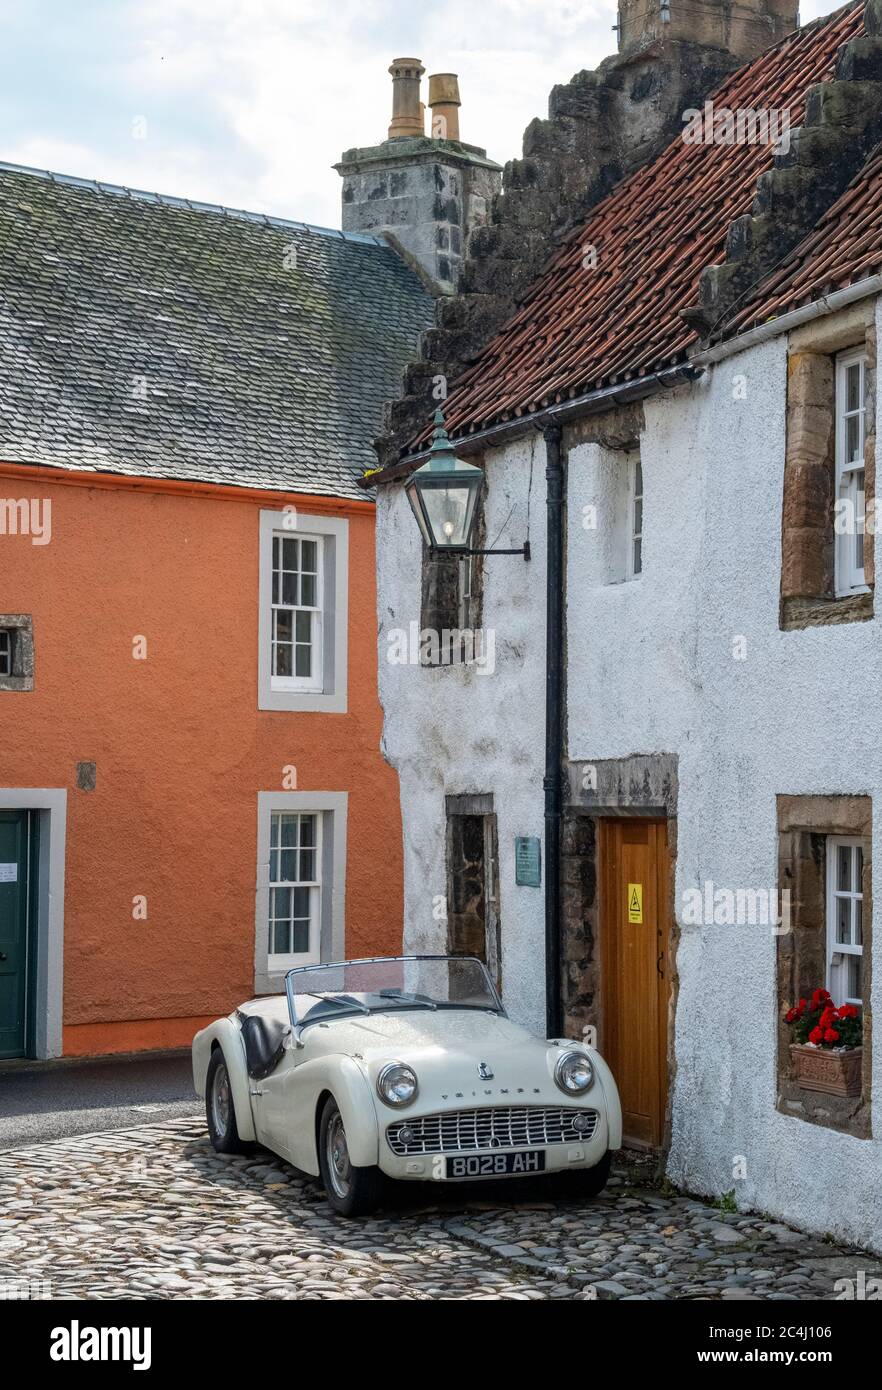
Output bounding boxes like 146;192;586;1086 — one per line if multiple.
0;164;434;499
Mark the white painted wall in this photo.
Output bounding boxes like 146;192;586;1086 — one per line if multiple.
375;433;548;1036
374;297;882;1251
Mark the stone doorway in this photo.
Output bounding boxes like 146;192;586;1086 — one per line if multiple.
561;754;679;1149
445;793;501;990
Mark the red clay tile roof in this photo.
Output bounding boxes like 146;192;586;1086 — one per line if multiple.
722;135;882;336
433;2;864;445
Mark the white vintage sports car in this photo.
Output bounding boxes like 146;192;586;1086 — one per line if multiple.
192;955;622;1216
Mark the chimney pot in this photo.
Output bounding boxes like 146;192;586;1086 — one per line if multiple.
388;57;425;140
428;72;461;142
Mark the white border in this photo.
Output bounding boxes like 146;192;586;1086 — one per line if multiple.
0;788;67;1058
258;510;349;713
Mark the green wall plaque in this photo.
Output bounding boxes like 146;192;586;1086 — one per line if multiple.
515;836;541;887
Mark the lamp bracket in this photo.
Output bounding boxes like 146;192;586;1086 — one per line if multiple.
463;542;531;560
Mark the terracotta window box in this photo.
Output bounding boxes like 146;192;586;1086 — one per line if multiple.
790;1043;863;1098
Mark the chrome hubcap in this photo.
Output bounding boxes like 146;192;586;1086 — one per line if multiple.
326;1112;351;1198
211;1061;231;1136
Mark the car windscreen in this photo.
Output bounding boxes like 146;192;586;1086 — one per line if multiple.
287;957;501;1023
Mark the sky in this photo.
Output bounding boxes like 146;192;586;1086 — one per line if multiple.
0;0;837;230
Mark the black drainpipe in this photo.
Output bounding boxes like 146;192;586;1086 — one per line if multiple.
543;422;565;1038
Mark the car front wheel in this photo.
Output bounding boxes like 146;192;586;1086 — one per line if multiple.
318;1096;384;1217
206;1047;250;1154
554;1148;613;1199
579;1148;612;1196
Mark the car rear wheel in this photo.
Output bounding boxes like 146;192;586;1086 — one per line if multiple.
318;1096;384;1217
206;1047;250;1154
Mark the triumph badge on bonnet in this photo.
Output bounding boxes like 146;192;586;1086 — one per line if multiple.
477;1061;494;1080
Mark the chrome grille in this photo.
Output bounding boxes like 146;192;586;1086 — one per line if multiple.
386;1105;598;1156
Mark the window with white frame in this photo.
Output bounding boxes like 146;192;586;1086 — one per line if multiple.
827;836;863;1006
255;791;347;993
268;811;321;967
627;453;643;578
271;534;322;690
259;511;348;713
834;350;867;595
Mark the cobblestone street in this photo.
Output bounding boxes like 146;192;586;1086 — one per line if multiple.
1;1118;880;1301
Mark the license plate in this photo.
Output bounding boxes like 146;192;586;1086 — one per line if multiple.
445;1149;546;1179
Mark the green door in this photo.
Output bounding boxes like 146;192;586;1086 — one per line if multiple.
0;810;35;1058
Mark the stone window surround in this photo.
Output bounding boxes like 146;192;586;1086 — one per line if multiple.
418;483;486;667
0;613;34;692
254;791;347;996
444;792;500;988
780;302;876;631
257;510;348;713
563;753;679;1150
776;794;872;1138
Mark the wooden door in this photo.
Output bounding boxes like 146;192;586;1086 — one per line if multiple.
600;818;670;1147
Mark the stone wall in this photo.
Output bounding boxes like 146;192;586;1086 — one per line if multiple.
691;5;882;340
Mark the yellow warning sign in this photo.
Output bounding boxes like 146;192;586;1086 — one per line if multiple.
627;883;643;923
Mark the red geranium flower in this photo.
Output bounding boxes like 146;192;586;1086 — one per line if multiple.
787;988;861;1050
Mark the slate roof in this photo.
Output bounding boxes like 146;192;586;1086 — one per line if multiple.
722;136;882;336
431;2;864;445
0;162;434;500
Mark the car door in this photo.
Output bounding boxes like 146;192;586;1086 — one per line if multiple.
256;1035;327;1169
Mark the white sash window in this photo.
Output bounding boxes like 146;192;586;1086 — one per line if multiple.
834;351;867;596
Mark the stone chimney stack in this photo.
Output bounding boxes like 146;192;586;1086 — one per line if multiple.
616;0;798;63
336;60;501;295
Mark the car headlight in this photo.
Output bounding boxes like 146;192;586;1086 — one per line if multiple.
376;1062;418;1107
554;1050;594;1095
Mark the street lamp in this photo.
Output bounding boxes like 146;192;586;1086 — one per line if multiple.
405;409;530;558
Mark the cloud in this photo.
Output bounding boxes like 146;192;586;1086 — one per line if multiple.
3;0;830;227
109;0;618;224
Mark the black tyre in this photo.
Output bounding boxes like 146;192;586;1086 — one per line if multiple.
554;1148;613;1200
580;1148;613;1196
206;1047;250;1154
317;1096;384;1217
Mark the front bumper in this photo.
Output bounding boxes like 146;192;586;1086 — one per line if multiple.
377;1110;609;1182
